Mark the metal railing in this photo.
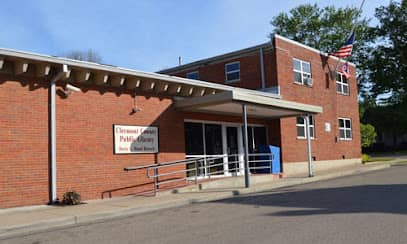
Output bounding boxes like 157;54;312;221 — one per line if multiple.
124;153;274;195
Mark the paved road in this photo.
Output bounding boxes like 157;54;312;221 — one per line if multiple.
4;165;407;244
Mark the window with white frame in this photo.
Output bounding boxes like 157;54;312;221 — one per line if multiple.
186;71;199;80
225;62;240;82
296;116;315;139
336;72;349;95
338;118;352;140
293;58;311;85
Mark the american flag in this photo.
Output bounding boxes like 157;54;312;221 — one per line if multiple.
330;32;355;58
340;62;351;79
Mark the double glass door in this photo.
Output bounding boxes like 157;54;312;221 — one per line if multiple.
184;122;266;177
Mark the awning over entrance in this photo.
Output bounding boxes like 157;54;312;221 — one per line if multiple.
174;90;323;119
176;90;322;186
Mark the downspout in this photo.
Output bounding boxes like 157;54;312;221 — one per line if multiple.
49;64;68;204
259;47;266;90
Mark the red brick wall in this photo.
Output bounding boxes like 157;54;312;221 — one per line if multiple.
273;37;361;163
171;51;269;90
0;73;273;208
0;74;188;208
55;85;186;202
0;75;50;208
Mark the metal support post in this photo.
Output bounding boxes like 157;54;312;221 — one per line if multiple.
154;166;158;195
305;115;313;177
242;104;250;187
195;160;198;184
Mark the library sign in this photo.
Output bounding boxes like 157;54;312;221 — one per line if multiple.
114;125;158;154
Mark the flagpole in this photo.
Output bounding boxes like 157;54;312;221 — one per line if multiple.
330;0;365;79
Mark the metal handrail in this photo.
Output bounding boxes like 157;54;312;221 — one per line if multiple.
124;153;275;195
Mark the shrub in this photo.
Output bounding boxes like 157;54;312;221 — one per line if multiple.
62;190;81;205
360;123;377;148
361;154;370;163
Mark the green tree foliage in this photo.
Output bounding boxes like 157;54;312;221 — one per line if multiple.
363;0;407;104
360;123;377;148
270;4;370;63
270;4;371;93
363;101;407;135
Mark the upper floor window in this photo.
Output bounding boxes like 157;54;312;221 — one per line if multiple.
186;71;199;80
336;72;349;95
225;62;240;82
338;118;352;140
296;116;315;139
293;58;311;85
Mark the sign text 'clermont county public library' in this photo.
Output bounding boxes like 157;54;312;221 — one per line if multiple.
114;125;158;154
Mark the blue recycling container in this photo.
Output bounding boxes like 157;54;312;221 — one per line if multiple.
258;145;281;174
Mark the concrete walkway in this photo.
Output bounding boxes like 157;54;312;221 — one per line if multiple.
0;162;396;240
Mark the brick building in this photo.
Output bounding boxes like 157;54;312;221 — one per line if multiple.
160;34;361;174
0;34;360;209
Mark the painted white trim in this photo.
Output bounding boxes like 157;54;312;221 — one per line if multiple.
336;72;350;96
293;58;311;85
296;115;315;139
274;34;356;67
338;117;353;140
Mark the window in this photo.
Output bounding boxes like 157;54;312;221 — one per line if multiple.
336;72;349;95
293;58;311;85
247;126;267;153
186;71;199;80
338;118;352;140
184;122;204;155
225;62;240;82
296;116;315;139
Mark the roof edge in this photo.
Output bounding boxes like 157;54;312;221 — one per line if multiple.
272;34;356;67
158;42;272;74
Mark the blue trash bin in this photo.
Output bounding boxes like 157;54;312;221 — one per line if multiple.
258;145;281;174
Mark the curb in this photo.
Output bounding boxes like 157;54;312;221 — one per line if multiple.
0;163;391;240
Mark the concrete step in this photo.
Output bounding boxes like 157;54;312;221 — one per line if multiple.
157;173;283;196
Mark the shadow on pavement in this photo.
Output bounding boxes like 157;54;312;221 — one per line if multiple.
216;184;407;216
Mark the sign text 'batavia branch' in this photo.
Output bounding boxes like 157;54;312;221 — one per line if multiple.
114;125;158;154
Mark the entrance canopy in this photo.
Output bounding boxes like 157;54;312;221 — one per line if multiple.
175;90;323;119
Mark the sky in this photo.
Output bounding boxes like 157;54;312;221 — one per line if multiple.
0;0;390;72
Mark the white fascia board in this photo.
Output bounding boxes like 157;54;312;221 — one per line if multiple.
232;90;323;114
0;48;284;100
176;90;322;115
0;48;231;92
273;34;356;67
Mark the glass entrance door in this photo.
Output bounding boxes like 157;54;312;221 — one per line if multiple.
184;121;267;177
226;126;240;175
204;124;224;175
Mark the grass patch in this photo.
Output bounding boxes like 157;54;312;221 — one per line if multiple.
366;157;394;162
370;150;407;157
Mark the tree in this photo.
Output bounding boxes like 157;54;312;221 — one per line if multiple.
363;0;407;104
64;49;103;63
360;123;377;148
270;4;371;64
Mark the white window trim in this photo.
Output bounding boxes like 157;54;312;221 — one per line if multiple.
338;117;352;141
293;58;311;85
336;72;349;95
296;116;315;140
225;61;240;83
186;71;199;80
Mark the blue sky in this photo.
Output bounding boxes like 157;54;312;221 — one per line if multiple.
0;0;388;72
